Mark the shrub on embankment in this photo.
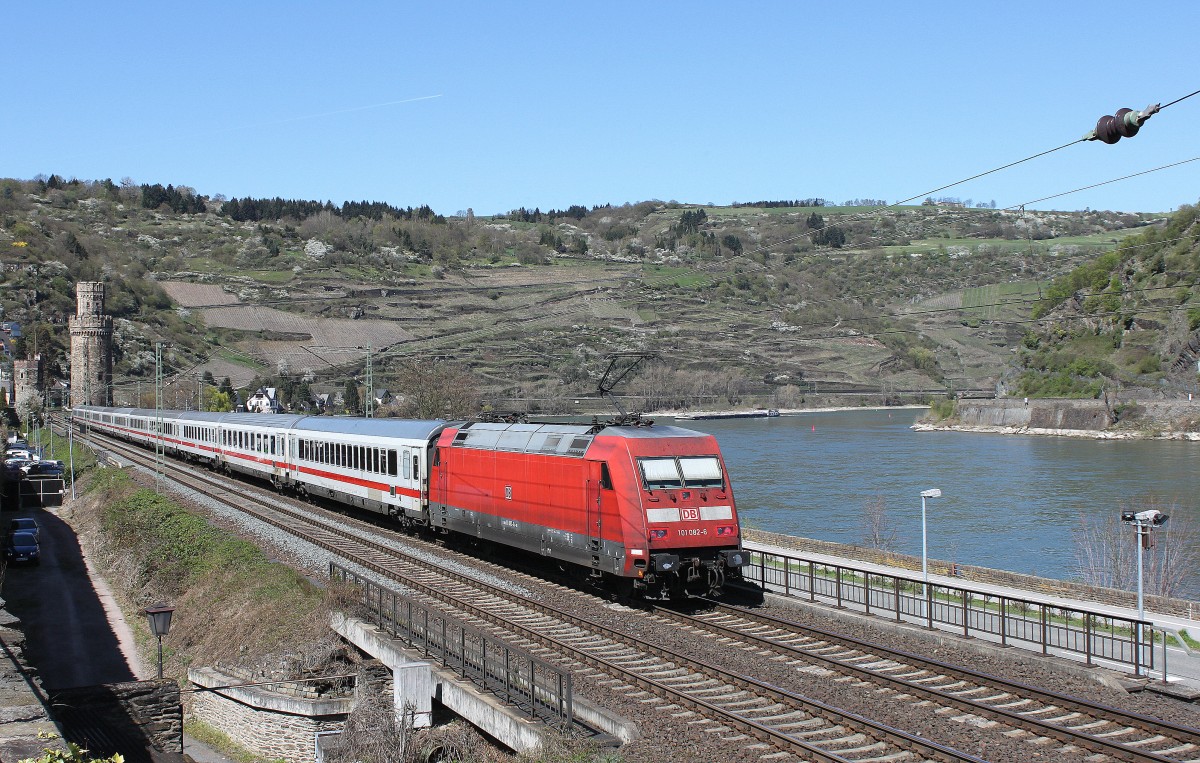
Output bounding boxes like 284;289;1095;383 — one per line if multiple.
73;469;345;680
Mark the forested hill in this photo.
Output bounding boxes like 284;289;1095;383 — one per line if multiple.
1013;203;1200;399
0;174;1182;416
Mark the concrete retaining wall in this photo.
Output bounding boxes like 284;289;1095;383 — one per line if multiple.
950;397;1200;434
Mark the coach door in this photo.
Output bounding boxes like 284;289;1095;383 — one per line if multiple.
587;473;602;567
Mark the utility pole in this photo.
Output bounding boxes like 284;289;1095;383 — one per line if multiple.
155;342;166;492
364;345;374;418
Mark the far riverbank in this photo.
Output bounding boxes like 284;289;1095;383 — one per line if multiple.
919;397;1200;441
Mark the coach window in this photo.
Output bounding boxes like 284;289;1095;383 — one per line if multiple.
388;450;398;477
412;454;419;481
403;449;411;479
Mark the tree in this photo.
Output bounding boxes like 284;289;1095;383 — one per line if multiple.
860;495;897;551
343;380;361;416
218;377;234;397
391;359;480;419
15;388;43;430
202;388;233;412
1072;497;1198;597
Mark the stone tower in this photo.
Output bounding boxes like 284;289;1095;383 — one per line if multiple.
13;355;43;406
69;281;113;407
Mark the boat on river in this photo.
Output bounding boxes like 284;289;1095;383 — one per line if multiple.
678;409;780;421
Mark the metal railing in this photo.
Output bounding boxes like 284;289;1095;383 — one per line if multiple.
744;548;1157;675
330;563;573;727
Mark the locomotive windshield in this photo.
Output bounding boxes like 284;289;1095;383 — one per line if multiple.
638;456;724;490
678;456;723;488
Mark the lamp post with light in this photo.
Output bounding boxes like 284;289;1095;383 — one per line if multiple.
920;488;942;593
1120;509;1168;674
144;604;175;679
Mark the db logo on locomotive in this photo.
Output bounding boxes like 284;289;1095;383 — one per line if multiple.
680;507;700;521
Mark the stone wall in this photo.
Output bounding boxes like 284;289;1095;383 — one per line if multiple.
189;667;352;763
51;680;182;754
0;605;63;762
744;528;1200;620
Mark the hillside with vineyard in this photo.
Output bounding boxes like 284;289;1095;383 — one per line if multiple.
1;174;1185;416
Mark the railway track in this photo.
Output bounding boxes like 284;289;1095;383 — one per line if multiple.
72;423;1200;762
75;425;990;763
642;598;1200;763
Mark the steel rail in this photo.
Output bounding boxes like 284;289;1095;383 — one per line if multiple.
77;424;986;763
652;599;1200;763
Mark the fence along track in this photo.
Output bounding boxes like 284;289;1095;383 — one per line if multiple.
658;601;1200;763
82;427;986;763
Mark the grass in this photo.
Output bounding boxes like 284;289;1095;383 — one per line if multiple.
642;264;713;288
184;719;283;763
960;282;1041;321
238;270;295;284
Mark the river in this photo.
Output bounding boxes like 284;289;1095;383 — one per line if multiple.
676;408;1200;596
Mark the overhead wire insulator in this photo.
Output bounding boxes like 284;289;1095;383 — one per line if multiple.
1084;103;1161;144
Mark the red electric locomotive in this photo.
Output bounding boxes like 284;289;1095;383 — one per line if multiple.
429;420;749;598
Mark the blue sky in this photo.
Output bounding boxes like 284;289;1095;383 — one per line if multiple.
6;2;1197;215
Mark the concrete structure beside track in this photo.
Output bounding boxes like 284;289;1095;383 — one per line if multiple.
331;613;638;753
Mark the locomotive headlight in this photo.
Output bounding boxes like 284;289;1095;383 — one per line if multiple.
649;529;668;540
716;525;736;536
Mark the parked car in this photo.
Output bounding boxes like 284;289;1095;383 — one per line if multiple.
4;531;39;565
23;461;64;478
8;517;40;541
4;448;33;461
3;458;33;476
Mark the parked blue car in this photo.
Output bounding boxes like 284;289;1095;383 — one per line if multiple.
5;531;39;565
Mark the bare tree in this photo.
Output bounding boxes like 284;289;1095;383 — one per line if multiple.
1072;497;1198;597
1073;510;1136;591
860;495;897;552
327;666;412;763
392;358;481;419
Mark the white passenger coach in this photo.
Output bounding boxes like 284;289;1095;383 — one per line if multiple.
73;406;451;520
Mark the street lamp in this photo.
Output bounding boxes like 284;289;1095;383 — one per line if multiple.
920;488;942;590
144;603;175;679
1121;509;1169;674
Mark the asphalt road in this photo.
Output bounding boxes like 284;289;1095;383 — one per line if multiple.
1;504;137;691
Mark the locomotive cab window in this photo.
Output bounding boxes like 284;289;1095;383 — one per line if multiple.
638;458;683;490
679;457;723;489
600;462;613;490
